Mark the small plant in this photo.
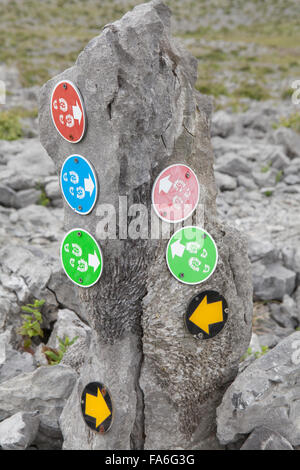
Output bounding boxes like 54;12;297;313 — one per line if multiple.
264;190;273;197
275;170;283;183
196;81;229;97
233;82;270;101
0;110;23;140
254;345;269;359
17;299;45;349
240;347;253;361
273;113;300;134
44;335;78;365
241;345;269;362
36;183;50;207
261;162;272;173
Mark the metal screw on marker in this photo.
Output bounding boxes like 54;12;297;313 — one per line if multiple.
101;388;106;396
185;172;190;179
78;206;82;211
74;158;78;164
79;278;83;284
179;273;184;278
69;135;74;140
77;232;82;237
63;83;67;89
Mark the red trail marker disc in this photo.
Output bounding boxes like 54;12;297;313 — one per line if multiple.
50;80;86;143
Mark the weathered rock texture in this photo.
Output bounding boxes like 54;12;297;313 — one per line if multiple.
39;0;253;449
217;331;300;447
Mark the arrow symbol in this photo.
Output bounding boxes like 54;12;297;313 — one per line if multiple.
189;296;223;335
85;388;111;428
88;251;100;271
72;101;82;125
171;239;185;258
159;175;172;194
84;174;95;196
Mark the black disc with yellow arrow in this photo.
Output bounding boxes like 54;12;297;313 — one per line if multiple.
185;290;228;340
81;382;113;434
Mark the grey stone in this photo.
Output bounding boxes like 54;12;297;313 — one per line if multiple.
247;237;277;264
47;264;87;323
34;344;49;367
0;411;40;450
269;300;297;330
237;174;257;190
263;147;289;170
252;169;277;188
268;127;300;159
44;179;61;200
5;173;37;191
0;365;77;447
0;245;58;309
47;308;91;349
0;272;29;303
241;110;270;133
252;261;296;300
241;426;294;450
0;185;17;208
211;110;234;138
0;331;35;384
15;188;42;208
239;333;262;373
217;332;300;446
295;286;300;311
6;139;55;178
215;152;252;177
258;333;280;349
215;171;237;191
284;158;300;176
40;0;253;450
281;294;299;322
60;336;91;374
284;174;300;185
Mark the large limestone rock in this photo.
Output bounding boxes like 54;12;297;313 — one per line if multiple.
0;365;77;449
39;0;253;449
216;332;300;447
0;411;40;450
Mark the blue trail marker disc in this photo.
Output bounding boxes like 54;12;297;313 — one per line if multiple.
60;154;98;215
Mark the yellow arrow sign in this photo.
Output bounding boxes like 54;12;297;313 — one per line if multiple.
85;388;111;428
189;295;223;334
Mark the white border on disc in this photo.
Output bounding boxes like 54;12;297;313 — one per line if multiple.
165;225;218;285
50;79;87;144
60;228;103;288
60;154;98;215
151;163;200;224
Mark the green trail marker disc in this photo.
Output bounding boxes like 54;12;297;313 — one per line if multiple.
166;226;218;285
61;228;103;288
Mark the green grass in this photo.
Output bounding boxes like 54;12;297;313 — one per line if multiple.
232;82;270;101
261;163;272;173
0;110;23;140
1;0;300;111
273;113;300;133
275;170;283;183
0;107;38;140
196;80;229;97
